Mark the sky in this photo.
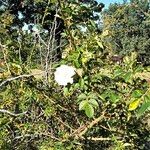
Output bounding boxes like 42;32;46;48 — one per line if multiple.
97;0;129;8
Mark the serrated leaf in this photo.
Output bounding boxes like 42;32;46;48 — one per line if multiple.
85;104;94;118
130;52;137;62
128;99;141;111
79;100;87;110
89;99;99;108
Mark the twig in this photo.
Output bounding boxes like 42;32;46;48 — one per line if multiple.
0;109;27;117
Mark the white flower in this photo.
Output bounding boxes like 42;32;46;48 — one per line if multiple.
54;65;76;86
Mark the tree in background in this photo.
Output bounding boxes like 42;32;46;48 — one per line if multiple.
0;0;104;62
102;0;150;65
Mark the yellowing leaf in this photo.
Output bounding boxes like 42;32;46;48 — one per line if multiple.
97;41;104;49
127;112;131;121
128;99;141;111
31;69;44;79
11;63;22;75
134;72;150;84
102;30;109;37
76;68;83;77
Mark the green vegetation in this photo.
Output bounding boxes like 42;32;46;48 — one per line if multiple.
0;0;150;149
103;0;150;65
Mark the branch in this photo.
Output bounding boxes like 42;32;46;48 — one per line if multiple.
13;133;60;141
0;109;27;117
86;136;122;141
0;71;46;87
0;74;32;87
79;112;105;137
71;110;106;139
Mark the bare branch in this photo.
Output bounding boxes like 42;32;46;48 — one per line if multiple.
86;136;122;141
13;133;60;141
0;70;46;87
71;110;106;139
0;109;27;117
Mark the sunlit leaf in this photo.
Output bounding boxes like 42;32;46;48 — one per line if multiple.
63;87;69;96
97;41;104;49
89;99;99;108
85;103;94;118
76;68;83;77
131;90;143;98
123;72;132;83
78;93;87;100
109;92;120;103
31;69;44;79
128;99;141;111
127;112;131;121
102;30;109;37
137;95;150;118
135;72;150;84
79;100;87;110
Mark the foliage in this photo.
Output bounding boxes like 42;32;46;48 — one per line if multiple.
0;0;150;150
102;0;150;65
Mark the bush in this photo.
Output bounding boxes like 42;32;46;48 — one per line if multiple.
0;0;150;149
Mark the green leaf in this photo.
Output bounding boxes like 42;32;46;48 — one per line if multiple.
100;90;109;100
80;78;84;87
89;99;99;108
137;101;150;118
88;93;97;99
114;68;124;78
109;91;120;103
85;104;94;118
130;52;137;62
137;95;150;118
79;100;87;110
128;99;141;111
78;93;87;101
131;90;143;98
63;87;69;96
123;72;132;83
90;20;96;28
